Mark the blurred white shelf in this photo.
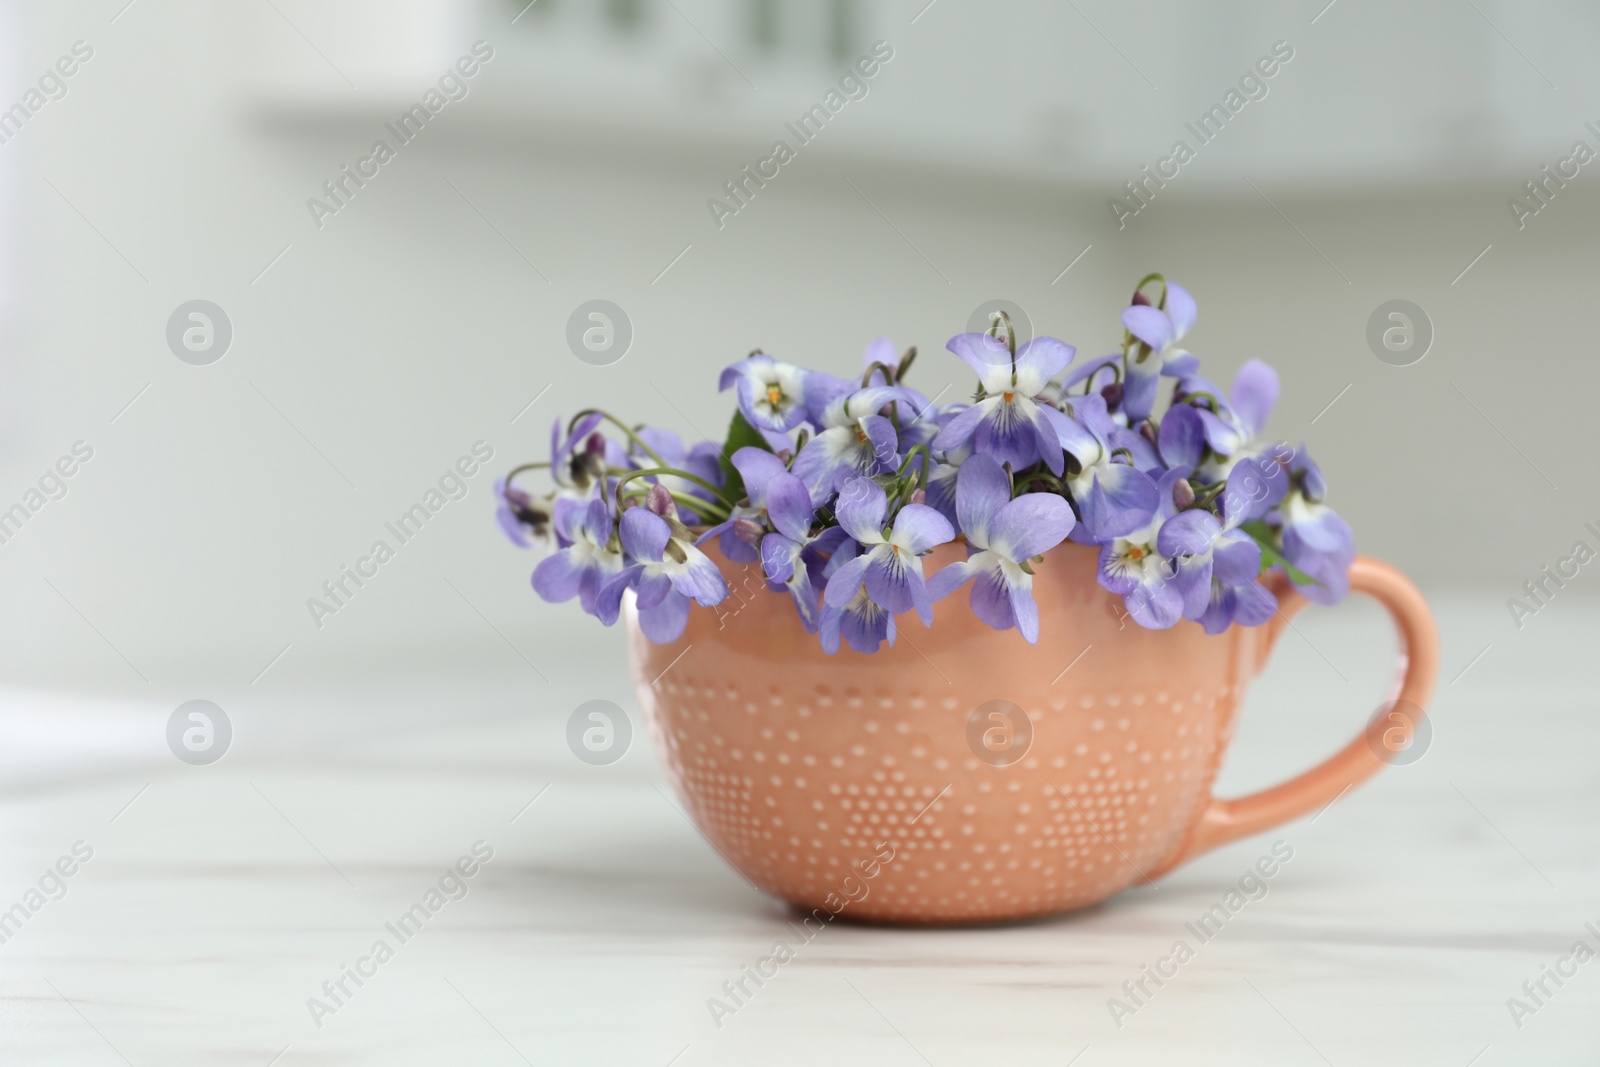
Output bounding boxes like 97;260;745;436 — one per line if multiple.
238;0;1595;189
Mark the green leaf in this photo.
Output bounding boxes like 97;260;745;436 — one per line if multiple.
719;410;770;504
1241;520;1318;587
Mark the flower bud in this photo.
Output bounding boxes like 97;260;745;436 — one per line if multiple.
1100;381;1124;411
733;517;764;547
909;489;926;505
585;432;606;455
1131;290;1151;307
504;488;551;540
1172;479;1196;510
571;450;605;489
646;483;674;516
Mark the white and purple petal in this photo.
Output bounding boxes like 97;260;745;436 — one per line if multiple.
930;399;990;453
619;507;670;563
667;547;728;606
638;588;691;643
593;565;641;626
1012;336;1076;394
945;333;1015;392
968;566;1018;632
1172;554;1213;620
1027;403;1066;475
840;600;894;654
1166;283;1197;338
927;556;981;601
823;551;873;608
1229;578;1278;626
1230;359;1279;439
1008;579;1041;644
1157;509;1221;558
889;503;955;556
1077;464;1159;541
1124;572;1183;629
834;478;888;545
731;447;789;508
1159;404;1205;470
863;547;932;625
973;397;1043;471
1045;404;1101;465
1122;305;1176;352
760;532;799;584
531;550;585;603
765;472;815;543
1212;530;1262;585
1120;360;1161;422
859;415;901;474
988;493;1075;562
953;454;1011;548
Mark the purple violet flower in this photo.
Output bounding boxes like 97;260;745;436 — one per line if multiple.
1120;283;1201;422
918;404;974;527
595;498;729;642
551;413;606;493
1156;504;1265;626
1096;469;1189;629
718;353;815;433
790;387;910;501
927;455;1076;643
531;497;625;616
1279;453;1354;605
818;540;895;654
1055;394;1160;540
718;446;793;563
823;477;954;626
494;476;551;549
1197;577;1278;634
1176;360;1279;465
755;470;825;632
502;278;1354;647
932;333;1077;475
690;445;793;565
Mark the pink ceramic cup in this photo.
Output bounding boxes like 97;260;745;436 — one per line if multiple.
628;542;1438;925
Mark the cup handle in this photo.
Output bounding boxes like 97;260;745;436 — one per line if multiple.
1151;555;1440;875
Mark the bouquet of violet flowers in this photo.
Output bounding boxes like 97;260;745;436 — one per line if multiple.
497;275;1354;654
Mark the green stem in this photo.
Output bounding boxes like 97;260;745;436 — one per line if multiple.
1192;481;1230;510
893;445;933;509
602;464;732;503
1013;470;1065;495
862;361;898;387
895;445;932;483
619;486;728;522
613;467;733;520
501;461;550;486
1121;274;1167;376
568;409;672;473
1133;272;1166;305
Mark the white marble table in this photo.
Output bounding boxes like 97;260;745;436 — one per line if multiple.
2;593;1595;1065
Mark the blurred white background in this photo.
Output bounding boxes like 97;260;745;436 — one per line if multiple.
1;0;1595;690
